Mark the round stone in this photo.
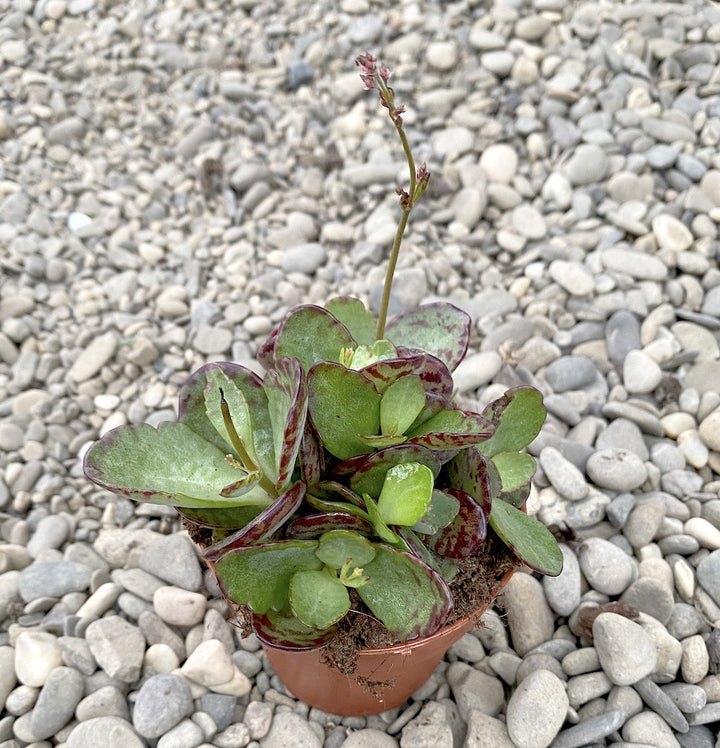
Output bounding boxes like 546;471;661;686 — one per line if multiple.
153;586;206;626
586;448;648;491
501;573;556;656
698;406;720;451
67;717;146;748
652;213;694;252
506;669;569;748
479;144;518;184
578;537;636;595
543;544;581;616
623;349;663;394
29;666;84;740
593;612;658;686
539;446;588;501
85;616;146;682
14;631;63;687
132;674;193;739
564;144;609;185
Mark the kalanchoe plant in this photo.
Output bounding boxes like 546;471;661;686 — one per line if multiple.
84;53;562;651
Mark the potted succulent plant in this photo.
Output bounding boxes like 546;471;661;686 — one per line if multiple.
83;54;562;716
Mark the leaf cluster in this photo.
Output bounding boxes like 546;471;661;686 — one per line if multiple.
84;298;563;649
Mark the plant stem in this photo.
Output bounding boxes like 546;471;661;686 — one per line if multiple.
375;111;418;341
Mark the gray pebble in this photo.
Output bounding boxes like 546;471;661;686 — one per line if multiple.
66;716;146;748
593;613;658;686
551;708;625;748
259;710;323;748
578;537;637;595
633;677;689;732
132;674;193;739
696;550;720;606
29;665;84;739
506;669;568;748
586;448;648;492
545;356;598;392
501;573;556;656
18;561;92;602
138;534;202;592
85;616;146;683
543;544;581;616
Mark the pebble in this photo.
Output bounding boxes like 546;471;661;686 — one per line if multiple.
132;673;194;739
501;573;555;656
14;631;63;687
539;446;588;501
85;616;146;682
593;613;658;686
586;448;648;491
66;716;146;748
259;710;323;748
138;534;202;592
543;544;581;616
67;332;117;383
505;669;568;748
544;356;598;392
578;537;637;595
153;586;207;626
29;665;84;739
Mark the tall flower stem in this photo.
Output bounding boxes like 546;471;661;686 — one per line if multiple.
355;54;429;341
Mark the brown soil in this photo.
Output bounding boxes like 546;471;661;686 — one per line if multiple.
321;529;517;674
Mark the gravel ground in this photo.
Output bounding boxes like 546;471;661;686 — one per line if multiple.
2;0;720;746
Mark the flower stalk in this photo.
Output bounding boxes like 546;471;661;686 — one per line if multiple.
356;53;430;340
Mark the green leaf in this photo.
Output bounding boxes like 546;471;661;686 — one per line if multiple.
252;610;337;651
385;302;471;371
263;358;308;491
347;340;397;370
178;363;276;482
289;570;350;629
83;422;273;508
378;462;434;526
491;452;537;493
325;297;377;346
380;376;426;436
358;544;453;640
214;540;322;614
316;530;376;569
274;305;355;372
411;490;460;534
203;367;258;468
363;494;404;546
489;500;563;576
478;387;546;458
307;363;380;460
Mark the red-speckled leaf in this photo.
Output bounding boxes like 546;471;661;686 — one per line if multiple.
307;362;380;460
299;423;323;487
406;409;493;450
251;610;337;651
204;481;305;561
489;499;563;576
478;386;546;458
398;527;458;582
285;512;374;539
273;305;356;373
213;539;322;614
426;488;488;559
83;422;273;509
325;297;377;346
339;444;443;499
263;358;307;491
385;302;471;371
446;447;495;507
313;480;365;507
179;362;277;482
398;349;455;399
358;544;453;640
360;356;423;395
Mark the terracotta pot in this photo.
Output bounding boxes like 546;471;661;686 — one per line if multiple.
260;562;517;716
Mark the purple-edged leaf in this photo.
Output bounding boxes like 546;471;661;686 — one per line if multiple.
290;570;350;629
83;422;273;509
340;444;443;499
313;480;365;507
263;358;307;491
360;356;424;395
298;423;323;487
478;386;546;458
205;481;305;561
256;321;282;370
406;408;493;450
408;392;451;434
398;528;458;582
385;302;471;371
500;483;531;508
307;362;380;460
177;505;264;530
274;305;356;373
446;447;495;508
355;433;407;449
285;512;374;539
427;488;488;559
213;539;322;614
305;493;369;520
325;297;377;346
251;610;337;651
398;350;455;399
492;451;537;493
489;499;563;576
178;363;276;480
358;544;453;640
